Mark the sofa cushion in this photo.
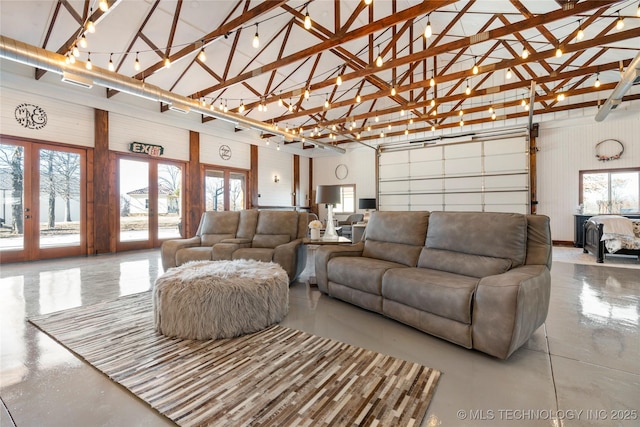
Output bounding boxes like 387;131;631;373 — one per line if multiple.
175;247;212;265
256;210;299;240
362;211;429;266
252;234;291;248
237;210;259;240
328;257;406;296
426;211;527;268
233;248;274;263
418;248;512;278
197;211;241;246
382;268;479;324
525;215;552;269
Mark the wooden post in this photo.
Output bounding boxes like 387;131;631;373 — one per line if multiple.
93;109;109;254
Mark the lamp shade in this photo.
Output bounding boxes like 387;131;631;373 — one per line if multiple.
359;198;377;209
316;185;341;205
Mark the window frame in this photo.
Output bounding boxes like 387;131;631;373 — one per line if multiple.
333;184;356;214
579;167;640;214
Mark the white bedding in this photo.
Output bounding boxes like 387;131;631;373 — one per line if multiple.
593;216;640;253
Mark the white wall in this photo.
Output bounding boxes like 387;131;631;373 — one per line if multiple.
537;110;640;242
257;146;293;207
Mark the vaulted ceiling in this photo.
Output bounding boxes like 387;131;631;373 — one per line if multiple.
1;0;639;150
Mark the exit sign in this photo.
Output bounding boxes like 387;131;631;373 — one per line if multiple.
129;142;164;157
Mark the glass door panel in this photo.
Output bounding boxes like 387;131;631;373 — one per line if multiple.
157;163;182;239
119;158;149;242
0;143;25;252
229;172;246;211
39;149;81;247
205;170;225;211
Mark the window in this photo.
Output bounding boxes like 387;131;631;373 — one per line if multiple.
334;184;355;214
580;168;640;214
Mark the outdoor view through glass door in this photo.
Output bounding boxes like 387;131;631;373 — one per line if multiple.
118;157;183;250
0;139;85;263
205;168;246;211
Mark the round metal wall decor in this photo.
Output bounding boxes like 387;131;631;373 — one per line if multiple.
219;144;232;160
14;103;47;129
335;164;348;180
595;139;624;162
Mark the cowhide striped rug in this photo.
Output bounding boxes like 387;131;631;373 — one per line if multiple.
29;292;441;426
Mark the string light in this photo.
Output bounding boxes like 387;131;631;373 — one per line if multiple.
557;91;565;102
594;73;601;88
304;7;312;30
637;1;640;17
238;100;245;113
164;57;171;68
252;24;260;48
134;52;140;71
506;68;512;79
68;52;75;64
86;10;96;33
430;98;436;107
391;85;396;96
86;52;92;70
424;13;432;39
521;48;529;59
405;128;409;136
219;100;224;111
108;53;115;71
356;94;361;103
465;79;471;95
472;56;478;74
431;125;436;131
555;46;563;58
430;75;435;87
288;99;293;112
223;100;228;113
380;130;385;138
324;96;330;109
375;115;379;122
278;93;283;107
99;0;109;12
198;47;206;62
336;75;342;86
491;110;496;120
400;109;405;116
576;20;584;41
364;0;373;5
375;45;383;67
616;11;624;30
304;87;310;99
79;34;88;48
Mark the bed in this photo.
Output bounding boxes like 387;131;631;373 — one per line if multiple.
583;215;640;263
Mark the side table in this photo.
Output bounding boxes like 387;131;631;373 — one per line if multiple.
352;223;366;242
303;236;351;286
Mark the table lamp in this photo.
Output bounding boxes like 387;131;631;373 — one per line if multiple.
316;185;341;240
359;198;377;222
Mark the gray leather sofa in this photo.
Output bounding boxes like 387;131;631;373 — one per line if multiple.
161;210;309;282
315;211;552;359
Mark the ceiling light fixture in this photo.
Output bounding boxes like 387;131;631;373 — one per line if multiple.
557;91;565;102
391;85;396;96
336;74;342;86
400;108;405;116
405;128;409;135
376;45;383;67
223;100;228;113
304;87;310;99
278;93;283;107
364;0;373;5
491;110;497;120
576;19;584;40
506;68;512;79
430;98;435;107
616;11;624;30
356;94;361;103
304;7;312;30
238;100;245;113
555;45;563;58
637;1;640;17
134;52;140;71
108;53;115;71
324;96;330;109
431;125;436;131
99;0;109;12
380;130;384;138
79;34;88;48
219;100;224;111
521;47;529;59
86;11;96;33
424;14;432;39
252;24;260;49
375;115;379;122
472;56;478;74
72;45;80;57
288;99;293;112
594;73;601;88
164;57;171;68
465;79;471;95
85;52;92;70
430;75;435;87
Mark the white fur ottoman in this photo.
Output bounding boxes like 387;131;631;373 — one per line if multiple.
153;259;289;340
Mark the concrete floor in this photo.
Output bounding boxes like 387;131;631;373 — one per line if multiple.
1;249;638;426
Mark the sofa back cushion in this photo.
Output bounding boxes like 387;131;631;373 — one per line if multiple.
197;211;240;246
418;248;512;278
425;211;527;268
237;210;259;240
251;210;299;248
362;211;430;266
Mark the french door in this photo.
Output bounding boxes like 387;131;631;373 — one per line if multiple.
116;155;184;251
204;167;248;211
0;137;86;263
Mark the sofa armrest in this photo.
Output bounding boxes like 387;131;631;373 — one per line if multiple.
273;238;303;280
472;265;551;359
315;242;365;293
161;236;202;270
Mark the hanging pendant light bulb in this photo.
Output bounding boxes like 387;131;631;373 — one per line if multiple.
459;118;464;127
491;111;497;120
637;1;640;17
336;75;342;86
400;108;405;116
472;56;478;74
557;91;565;102
616;11;624;30
430;99;435;107
380;130;385;138
86;16;96;34
424;14;432;39
409;117;414;124
99;0;109;12
555;46;563;58
364;0;373;5
68;52;75;64
576;20;584;40
304;8;312;30
521;48;529;59
252;24;260;49
108;53;115;71
594;73;601;88
356;94;361;103
375;115;379;122
278;93;283;107
431;125;436;131
430;75;435;87
262;100;267;112
219;100;224;111
324;96;330;109
288;99;293;112
405;128;409;136
223;100;228;113
258;102;263;112
198;47;206;62
391;85;396;96
134;52;141;71
375;45;383;67
79;34;88;48
86;52;92;70
506;68;512;79
465;79;471;95
304;87;310;99
72;44;80;57
164;57;171;68
238;100;245;113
